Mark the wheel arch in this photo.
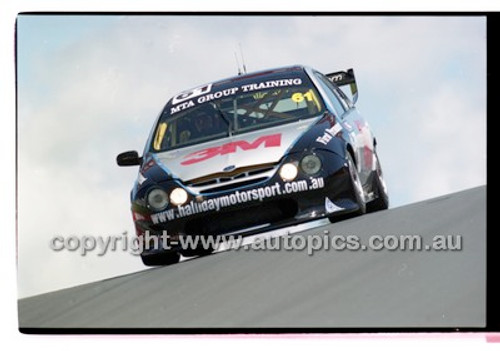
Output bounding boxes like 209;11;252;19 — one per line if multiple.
345;143;357;167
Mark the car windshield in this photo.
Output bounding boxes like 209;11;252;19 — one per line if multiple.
150;75;326;152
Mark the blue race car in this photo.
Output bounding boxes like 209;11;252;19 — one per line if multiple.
117;65;389;265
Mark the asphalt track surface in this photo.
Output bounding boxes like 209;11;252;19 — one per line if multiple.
18;186;486;329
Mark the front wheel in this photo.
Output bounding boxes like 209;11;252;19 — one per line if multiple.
367;150;389;212
328;152;366;223
347;152;367;215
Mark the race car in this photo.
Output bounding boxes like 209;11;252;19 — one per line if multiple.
117;65;389;265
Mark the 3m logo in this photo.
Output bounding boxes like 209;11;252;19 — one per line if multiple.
181;134;282;166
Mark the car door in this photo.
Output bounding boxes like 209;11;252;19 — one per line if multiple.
334;86;374;186
313;72;374;185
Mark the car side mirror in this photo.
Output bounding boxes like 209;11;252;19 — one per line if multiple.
117;151;142;167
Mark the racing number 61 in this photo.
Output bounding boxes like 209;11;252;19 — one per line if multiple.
292;90;314;103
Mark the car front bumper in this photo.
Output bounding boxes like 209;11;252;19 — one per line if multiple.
133;157;361;255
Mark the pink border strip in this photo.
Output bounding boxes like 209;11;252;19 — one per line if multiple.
54;332;500;342
486;333;500;343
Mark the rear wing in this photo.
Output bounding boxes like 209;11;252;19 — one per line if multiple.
326;68;358;103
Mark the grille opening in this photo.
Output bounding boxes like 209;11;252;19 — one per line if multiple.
185;199;298;236
198;177;268;194
186;163;278;189
247;166;274;176
194;179;218;187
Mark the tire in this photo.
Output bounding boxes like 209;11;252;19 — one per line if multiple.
367;150;389;212
181;246;214;257
140;251;181;266
347;152;367;215
180;234;215;257
328;152;366;223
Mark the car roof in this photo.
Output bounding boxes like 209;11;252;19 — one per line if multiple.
165;64;313;111
210;65;307;87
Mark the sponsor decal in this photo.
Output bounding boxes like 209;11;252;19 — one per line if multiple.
196;87;239;104
170;78;304;115
354;119;374;169
141;159;156;173
316;124;342;146
328;73;345;84
354;119;365;132
172;83;213;105
181;133;282;166
342;121;353;131
150;177;325;224
240;78;302;92
170;87;239;114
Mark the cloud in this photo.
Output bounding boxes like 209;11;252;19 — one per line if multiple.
17;15;486;297
407;83;485;200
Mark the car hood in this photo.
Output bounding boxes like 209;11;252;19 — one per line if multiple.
154;118;318;181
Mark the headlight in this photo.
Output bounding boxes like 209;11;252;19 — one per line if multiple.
300;154;322;175
279;163;298;181
147;188;169;210
170;187;188;206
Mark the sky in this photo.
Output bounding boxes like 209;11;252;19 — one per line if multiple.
15;15;486;298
